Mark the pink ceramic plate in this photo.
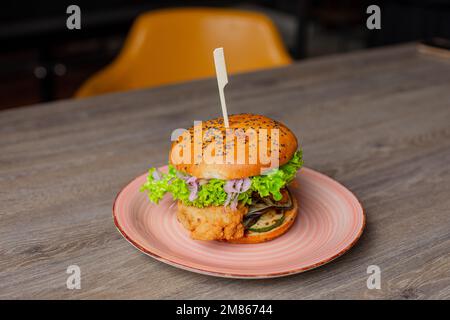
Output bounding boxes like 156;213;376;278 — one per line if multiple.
113;166;365;279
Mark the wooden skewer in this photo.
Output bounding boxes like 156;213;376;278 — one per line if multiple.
213;47;230;128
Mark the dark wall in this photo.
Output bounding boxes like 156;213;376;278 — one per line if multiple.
369;0;450;46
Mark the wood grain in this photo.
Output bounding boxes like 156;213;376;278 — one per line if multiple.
0;43;449;299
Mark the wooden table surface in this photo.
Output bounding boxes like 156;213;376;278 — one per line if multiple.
1;44;449;299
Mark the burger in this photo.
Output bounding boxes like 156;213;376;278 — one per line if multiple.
140;113;303;243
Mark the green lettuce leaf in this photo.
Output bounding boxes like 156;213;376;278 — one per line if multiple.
251;149;303;201
140;150;303;207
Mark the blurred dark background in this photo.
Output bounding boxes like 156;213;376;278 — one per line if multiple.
1;0;449;110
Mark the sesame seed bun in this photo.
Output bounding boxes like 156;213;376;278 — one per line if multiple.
169;113;298;179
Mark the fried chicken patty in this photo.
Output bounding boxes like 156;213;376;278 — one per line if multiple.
176;201;248;241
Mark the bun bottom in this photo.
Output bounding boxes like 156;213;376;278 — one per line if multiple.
225;196;299;244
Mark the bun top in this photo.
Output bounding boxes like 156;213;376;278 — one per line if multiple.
169;113;298;179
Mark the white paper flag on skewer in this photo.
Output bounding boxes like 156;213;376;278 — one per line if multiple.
213;47;229;128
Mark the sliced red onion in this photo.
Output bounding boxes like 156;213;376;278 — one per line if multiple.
186;176;197;184
230;195;239;210
175;172;199;202
235;179;243;193
241;178;251;192
185;176;199;202
152;169;162;181
171;171;253;208
188;186;198;201
224;192;233;206
223;178;252;210
224;180;236;193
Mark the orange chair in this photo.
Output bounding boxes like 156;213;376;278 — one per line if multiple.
76;8;292;98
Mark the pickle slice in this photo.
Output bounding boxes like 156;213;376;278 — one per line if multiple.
248;209;285;233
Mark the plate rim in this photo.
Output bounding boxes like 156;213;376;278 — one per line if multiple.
113;167;366;279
